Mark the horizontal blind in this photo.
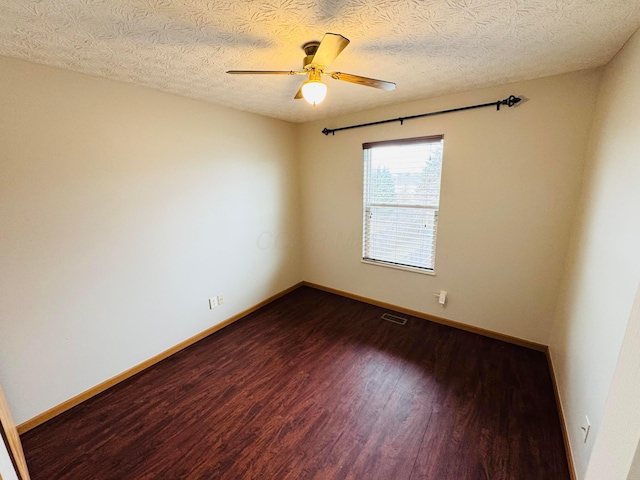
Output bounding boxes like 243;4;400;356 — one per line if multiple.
362;136;443;272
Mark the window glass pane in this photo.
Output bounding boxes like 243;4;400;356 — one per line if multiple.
368;142;443;206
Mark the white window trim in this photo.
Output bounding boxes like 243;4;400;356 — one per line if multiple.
361;258;437;276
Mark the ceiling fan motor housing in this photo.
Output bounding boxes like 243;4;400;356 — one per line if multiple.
302;41;320;69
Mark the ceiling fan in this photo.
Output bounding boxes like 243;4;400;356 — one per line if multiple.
226;33;396;106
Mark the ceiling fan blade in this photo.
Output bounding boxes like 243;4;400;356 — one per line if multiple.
329;72;396;91
310;33;350;69
294;87;304;99
226;70;306;75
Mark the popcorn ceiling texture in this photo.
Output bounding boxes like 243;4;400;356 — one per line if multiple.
0;0;639;122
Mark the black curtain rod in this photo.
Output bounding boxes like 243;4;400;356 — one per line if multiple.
321;95;522;136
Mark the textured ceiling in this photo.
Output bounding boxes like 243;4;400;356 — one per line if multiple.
1;1;639;123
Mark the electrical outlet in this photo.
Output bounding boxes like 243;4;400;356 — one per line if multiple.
217;294;224;305
433;290;447;306
209;297;218;309
438;290;447;306
581;415;591;443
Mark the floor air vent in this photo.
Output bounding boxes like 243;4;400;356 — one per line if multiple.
381;313;407;325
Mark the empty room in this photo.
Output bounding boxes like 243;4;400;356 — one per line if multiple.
1;1;640;479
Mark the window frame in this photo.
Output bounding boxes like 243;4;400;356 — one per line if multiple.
361;134;444;275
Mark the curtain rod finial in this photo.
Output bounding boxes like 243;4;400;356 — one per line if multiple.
508;95;522;107
497;95;522;110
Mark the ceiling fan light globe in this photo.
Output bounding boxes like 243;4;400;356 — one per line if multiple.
301;80;327;106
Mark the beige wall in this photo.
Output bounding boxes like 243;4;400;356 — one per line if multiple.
298;70;601;344
629;441;640;480
0;56;302;424
550;29;640;480
584;281;640;480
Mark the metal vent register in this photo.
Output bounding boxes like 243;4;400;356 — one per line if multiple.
381;313;408;325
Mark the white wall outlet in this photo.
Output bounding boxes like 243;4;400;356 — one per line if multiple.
433;290;447;306
438;290;447;306
581;415;591;443
217;294;224;305
209;297;218;309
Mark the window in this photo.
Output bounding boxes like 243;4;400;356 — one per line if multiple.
362;135;444;274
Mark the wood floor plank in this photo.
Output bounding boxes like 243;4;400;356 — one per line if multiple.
21;286;570;479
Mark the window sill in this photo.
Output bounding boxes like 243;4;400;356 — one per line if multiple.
361;259;436;276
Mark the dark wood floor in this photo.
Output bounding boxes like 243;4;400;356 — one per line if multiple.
22;286;570;479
